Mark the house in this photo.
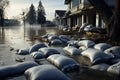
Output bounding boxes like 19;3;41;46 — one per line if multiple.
54;10;66;26
64;0;114;30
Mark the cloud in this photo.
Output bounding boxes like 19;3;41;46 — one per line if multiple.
7;0;67;20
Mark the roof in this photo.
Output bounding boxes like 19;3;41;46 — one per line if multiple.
55;10;66;18
64;0;71;4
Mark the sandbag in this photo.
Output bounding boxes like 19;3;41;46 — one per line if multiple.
30;51;45;59
107;61;120;75
78;23;88;32
81;48;113;64
50;39;63;45
78;40;95;48
94;43;112;51
64;46;81;55
59;35;70;41
0;61;38;79
91;63;110;71
67;40;79;48
25;65;69;80
48;35;60;41
17;48;29;55
47;54;80;72
39;47;60;58
104;46;120;58
29;43;47;53
60;38;69;43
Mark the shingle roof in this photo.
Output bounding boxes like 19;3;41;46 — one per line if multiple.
65;0;71;4
55;10;66;18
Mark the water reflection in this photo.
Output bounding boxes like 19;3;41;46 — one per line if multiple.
0;25;59;49
0;27;5;44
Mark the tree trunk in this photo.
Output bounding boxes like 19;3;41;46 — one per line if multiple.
110;0;120;43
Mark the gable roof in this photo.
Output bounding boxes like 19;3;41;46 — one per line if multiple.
55;10;66;18
65;0;71;4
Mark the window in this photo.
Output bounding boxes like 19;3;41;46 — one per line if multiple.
72;0;79;8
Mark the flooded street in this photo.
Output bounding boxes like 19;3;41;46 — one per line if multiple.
0;25;119;80
0;25;61;65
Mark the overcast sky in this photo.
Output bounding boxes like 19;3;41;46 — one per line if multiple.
6;0;67;20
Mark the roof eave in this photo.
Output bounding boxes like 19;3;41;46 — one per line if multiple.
64;0;71;4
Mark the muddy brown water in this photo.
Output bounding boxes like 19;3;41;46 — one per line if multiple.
0;25;119;80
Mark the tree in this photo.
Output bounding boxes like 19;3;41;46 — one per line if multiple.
37;0;46;24
0;0;9;26
26;4;36;24
109;0;120;44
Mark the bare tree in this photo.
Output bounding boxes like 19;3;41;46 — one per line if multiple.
0;0;9;26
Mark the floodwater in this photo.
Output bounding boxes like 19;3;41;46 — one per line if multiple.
0;25;119;80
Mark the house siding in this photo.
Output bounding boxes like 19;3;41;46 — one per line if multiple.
64;0;114;30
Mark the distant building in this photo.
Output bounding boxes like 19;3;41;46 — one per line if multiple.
54;10;66;26
64;0;114;29
4;19;20;26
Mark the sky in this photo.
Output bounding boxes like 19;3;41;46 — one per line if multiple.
6;0;67;20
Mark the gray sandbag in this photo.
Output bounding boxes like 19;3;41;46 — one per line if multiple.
50;39;63;45
60;38;69;43
30;51;45;59
59;35;70;41
67;40;79;48
94;43;112;51
78;40;95;48
48;35;60;41
47;54;80;72
81;48;113;64
39;47;60;58
64;46;81;55
110;58;120;64
25;65;69;80
91;63;110;71
41;34;49;39
0;61;38;79
107;61;120;75
29;43;47;53
17;48;29;55
104;46;120;58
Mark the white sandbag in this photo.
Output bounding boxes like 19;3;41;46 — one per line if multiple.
94;43;112;51
25;65;69;80
39;47;60;58
0;61;38;79
78;23;88;32
47;54;80;72
64;46;81;55
50;39;63;45
104;46;120;58
78;40;95;48
79;46;87;51
29;43;47;53
84;24;95;32
17;48;29;55
107;61;120;75
91;63;110;71
81;48;113;64
30;51;45;59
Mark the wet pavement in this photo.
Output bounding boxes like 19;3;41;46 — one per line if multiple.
0;25;119;80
